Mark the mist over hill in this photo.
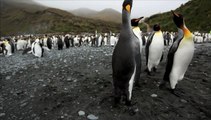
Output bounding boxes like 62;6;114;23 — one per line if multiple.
70;8;122;23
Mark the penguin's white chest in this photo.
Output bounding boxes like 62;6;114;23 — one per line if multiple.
133;28;143;53
32;42;42;57
171;40;194;81
5;43;12;56
148;32;164;65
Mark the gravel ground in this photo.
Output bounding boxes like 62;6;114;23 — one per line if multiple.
0;44;211;120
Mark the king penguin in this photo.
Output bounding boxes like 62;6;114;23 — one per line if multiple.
131;17;144;54
31;38;44;58
112;0;141;105
145;24;164;75
3;39;12;56
159;11;194;96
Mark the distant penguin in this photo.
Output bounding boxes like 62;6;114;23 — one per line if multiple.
57;36;64;50
159;11;194;96
47;37;52;49
131;17;144;54
145;24;164;75
17;39;27;50
112;0;141;105
3;40;12;56
8;38;15;53
0;41;6;54
98;34;102;47
31;38;44;57
43;35;48;47
64;35;70;48
104;33;108;46
110;34;117;47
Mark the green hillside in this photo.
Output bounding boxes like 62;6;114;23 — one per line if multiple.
140;0;211;32
0;0;120;36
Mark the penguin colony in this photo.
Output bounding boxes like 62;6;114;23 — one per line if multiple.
0;0;210;107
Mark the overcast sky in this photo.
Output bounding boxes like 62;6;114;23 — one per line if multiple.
35;0;189;17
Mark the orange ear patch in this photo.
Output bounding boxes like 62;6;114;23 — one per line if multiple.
183;28;191;37
126;4;131;12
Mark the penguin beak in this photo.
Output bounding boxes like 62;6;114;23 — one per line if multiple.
139;16;144;20
171;10;179;17
125;4;131;12
135;17;144;23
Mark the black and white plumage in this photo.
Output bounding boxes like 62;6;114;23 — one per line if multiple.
160;11;194;96
145;24;164;74
112;0;141;105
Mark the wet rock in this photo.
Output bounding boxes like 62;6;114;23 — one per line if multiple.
87;114;98;120
151;94;158;98
78;110;85;116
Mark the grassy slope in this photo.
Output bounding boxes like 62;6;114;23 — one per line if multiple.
140;0;211;32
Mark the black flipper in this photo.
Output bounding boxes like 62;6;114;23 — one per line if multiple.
145;32;155;66
163;29;184;82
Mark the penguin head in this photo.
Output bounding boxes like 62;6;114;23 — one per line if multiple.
153;24;161;31
131;17;144;27
123;0;133;13
172;10;184;28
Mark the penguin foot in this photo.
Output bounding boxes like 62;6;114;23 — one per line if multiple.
170;89;181;97
128;106;139;116
113;97;120;107
147;70;152;76
135;83;141;88
159;81;166;89
125;100;132;106
152;67;157;72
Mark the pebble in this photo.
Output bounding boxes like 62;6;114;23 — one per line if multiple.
20;102;27;107
67;78;71;82
87;114;98;120
38;79;44;82
0;113;5;117
34;65;39;69
151;94;158;98
180;99;187;103
6;76;11;80
78;110;85;116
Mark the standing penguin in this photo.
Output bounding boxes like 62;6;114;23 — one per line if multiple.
2;39;12;56
57;36;64;50
47;36;52;50
159;11;194;96
145;24;164;75
131;17;144;54
64;35;70;48
31;38;44;58
8;38;15;53
112;0;141;105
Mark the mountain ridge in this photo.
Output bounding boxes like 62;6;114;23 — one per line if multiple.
69;8;121;23
0;0;120;35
